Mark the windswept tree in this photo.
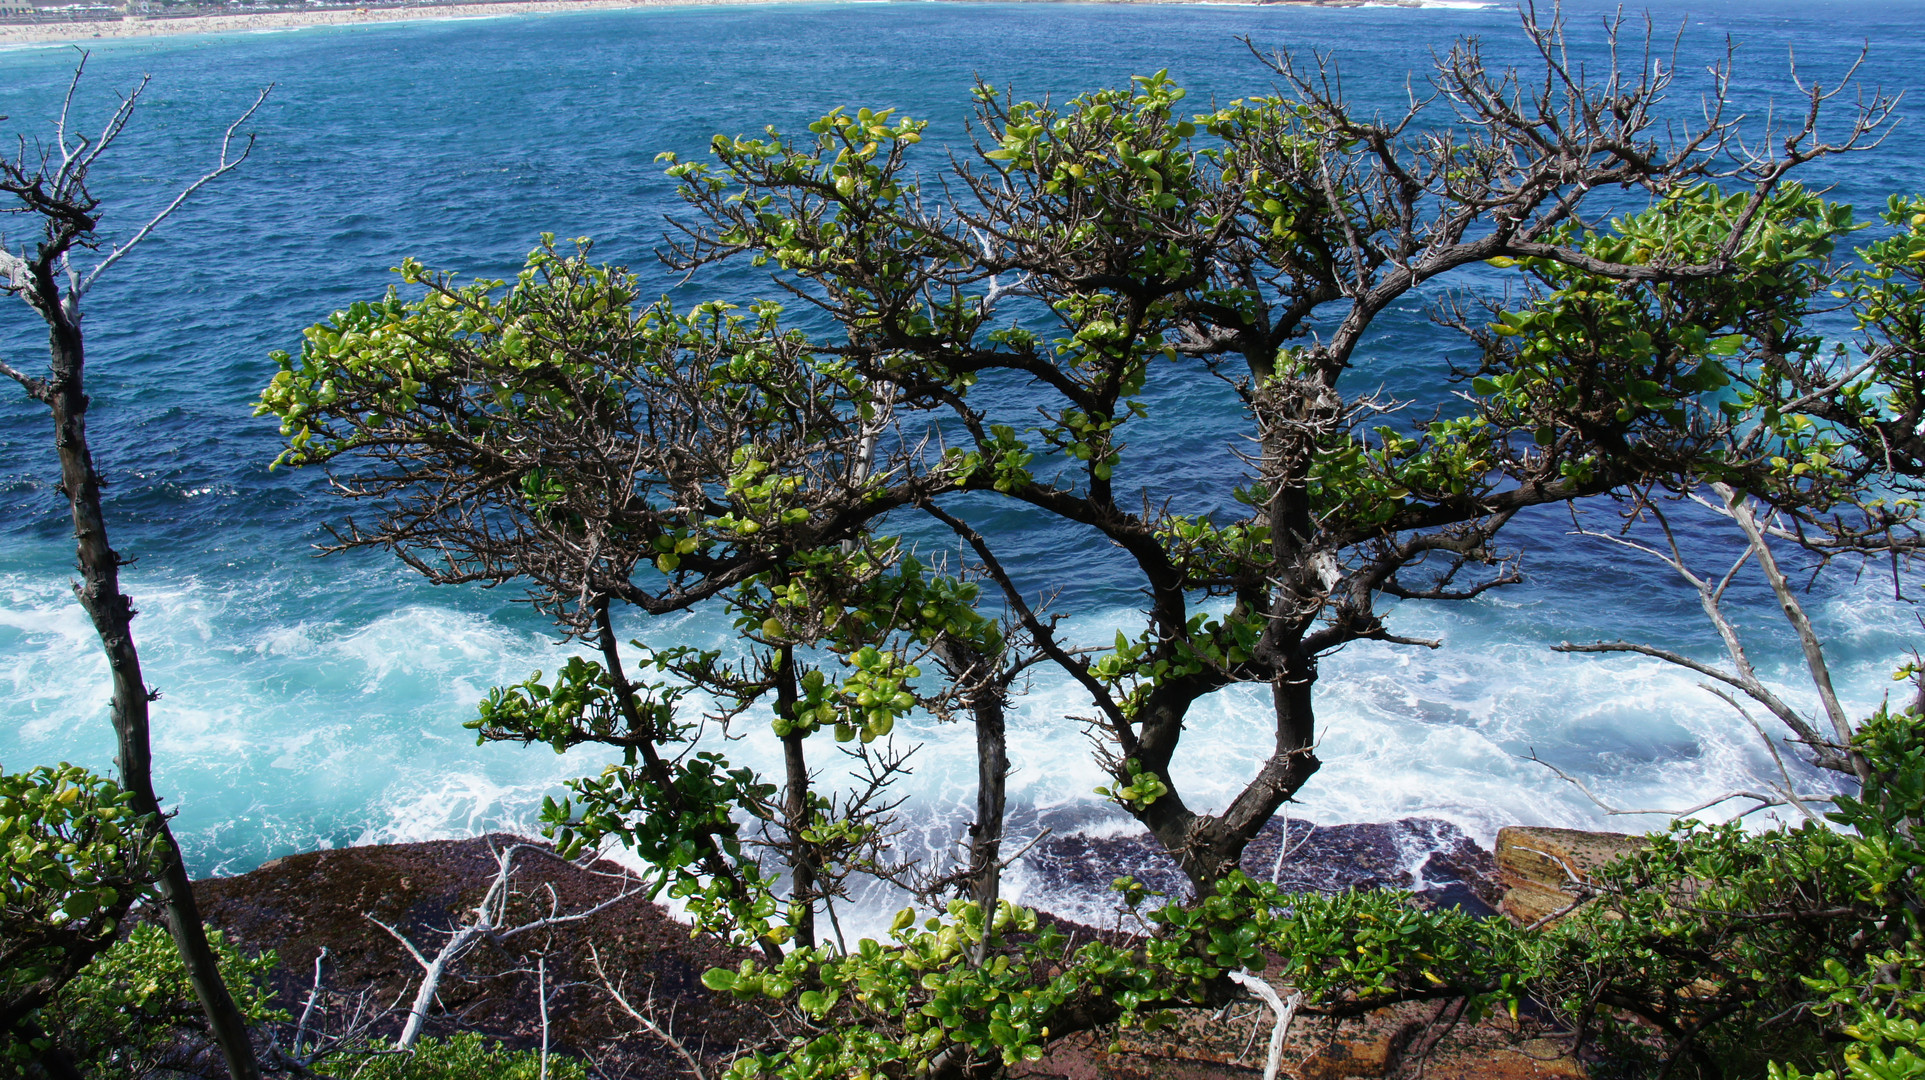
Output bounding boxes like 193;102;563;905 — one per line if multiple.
264;8;1912;1078
1;61;271;1080
654;12;1891;891
260;249;1034;953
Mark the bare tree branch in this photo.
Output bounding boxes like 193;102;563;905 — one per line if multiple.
78;83;272;298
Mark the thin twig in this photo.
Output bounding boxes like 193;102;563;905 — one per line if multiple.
537;955;550;1080
78;83;273;297
1523;751;1832;819
591;945;709;1080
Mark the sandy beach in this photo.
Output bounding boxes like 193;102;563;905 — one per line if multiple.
0;0;1298;47
0;0;803;46
0;0;851;47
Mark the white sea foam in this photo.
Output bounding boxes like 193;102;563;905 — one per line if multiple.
0;543;1903;924
0;579;111;745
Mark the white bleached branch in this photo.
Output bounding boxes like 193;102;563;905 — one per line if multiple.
1227;969;1301;1080
368;842;645;1049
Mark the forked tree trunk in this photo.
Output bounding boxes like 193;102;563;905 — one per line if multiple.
42;313;262;1080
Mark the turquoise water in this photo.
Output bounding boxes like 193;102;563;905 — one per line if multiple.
2;0;1923;914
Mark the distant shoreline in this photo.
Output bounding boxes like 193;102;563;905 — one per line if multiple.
0;0;1359;48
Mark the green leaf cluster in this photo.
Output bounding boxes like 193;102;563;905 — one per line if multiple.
1477;184;1855;494
1;763;163;1065
346;1033;587;1080
21;923;282;1078
704;875;1532;1080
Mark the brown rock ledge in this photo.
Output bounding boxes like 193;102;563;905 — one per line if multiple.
183;825;1600;1078
1494;827;1644;926
194;834;770;1078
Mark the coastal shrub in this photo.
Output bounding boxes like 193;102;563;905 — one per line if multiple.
1507;705;1925;1078
695;707;1925;1080
1754;706;1925;1080
0;763;164;1074
345;1033;586;1080
33;923;283;1079
706;877;1537;1080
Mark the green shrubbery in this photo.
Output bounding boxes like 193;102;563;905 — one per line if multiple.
26;924;282;1078
349;1033;585;1080
1530;706;1920;1078
1;763;165;1074
1759;707;1925;1080
698;706;1925;1080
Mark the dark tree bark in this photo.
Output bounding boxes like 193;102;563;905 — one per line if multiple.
931;636;1012;927
775;643;820;950
2;67;270;1080
25;278;262;1080
965;676;1008;918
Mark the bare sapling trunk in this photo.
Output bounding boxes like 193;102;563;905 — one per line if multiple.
966;681;1008;919
44;307;263;1080
930;635;1012;941
1550;486;1884;819
1;64;271;1080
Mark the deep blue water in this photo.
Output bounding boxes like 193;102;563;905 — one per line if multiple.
2;0;1923;917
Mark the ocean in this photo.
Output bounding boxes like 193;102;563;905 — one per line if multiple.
2;0;1923;925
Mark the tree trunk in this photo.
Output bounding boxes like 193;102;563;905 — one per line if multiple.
776;644;818;950
932;636;1010;954
967;684;1008;917
44;318;262;1080
1132;655;1321;895
927;635;1016;924
592;602;784;959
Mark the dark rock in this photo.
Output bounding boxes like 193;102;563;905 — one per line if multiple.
1021;816;1503;915
194;834;770;1078
182;819;1514;1076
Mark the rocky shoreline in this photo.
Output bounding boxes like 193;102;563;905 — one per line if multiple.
1021;815;1505;923
182;818;1615;1079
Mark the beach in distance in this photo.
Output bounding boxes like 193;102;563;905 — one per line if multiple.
0;0;1358;47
